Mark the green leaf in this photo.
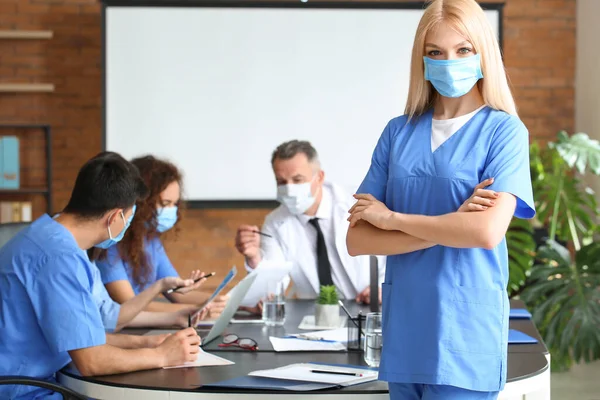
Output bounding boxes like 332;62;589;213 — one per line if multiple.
317;285;339;305
506;217;535;296
531;135;600;243
522;241;600;369
553;132;600;174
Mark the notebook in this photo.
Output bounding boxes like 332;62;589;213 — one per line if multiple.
203;363;377;391
509;308;532;319
508;329;538;344
249;363;378;386
203;376;336;391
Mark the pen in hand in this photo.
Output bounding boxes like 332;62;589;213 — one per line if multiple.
251;230;273;238
166;272;216;294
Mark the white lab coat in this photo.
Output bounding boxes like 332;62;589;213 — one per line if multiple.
247;182;386;299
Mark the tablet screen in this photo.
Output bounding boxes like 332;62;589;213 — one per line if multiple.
189;266;237;326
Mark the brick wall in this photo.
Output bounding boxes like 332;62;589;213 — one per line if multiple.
0;0;575;290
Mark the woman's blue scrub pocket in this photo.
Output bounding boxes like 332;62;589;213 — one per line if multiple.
447;286;503;355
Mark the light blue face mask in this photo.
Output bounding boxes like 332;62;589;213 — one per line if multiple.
156;206;178;233
423;54;483;98
95;205;136;249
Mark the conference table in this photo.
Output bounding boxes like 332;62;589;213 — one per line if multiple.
59;300;550;399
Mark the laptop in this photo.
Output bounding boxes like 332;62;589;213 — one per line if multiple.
198;272;259;346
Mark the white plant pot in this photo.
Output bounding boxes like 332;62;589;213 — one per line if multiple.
315;304;340;327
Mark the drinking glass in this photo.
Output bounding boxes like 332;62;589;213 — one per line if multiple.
363;312;382;367
262;280;286;326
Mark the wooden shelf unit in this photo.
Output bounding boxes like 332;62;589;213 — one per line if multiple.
0;30;53;39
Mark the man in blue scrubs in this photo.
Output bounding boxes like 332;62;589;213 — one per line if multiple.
0;152;201;400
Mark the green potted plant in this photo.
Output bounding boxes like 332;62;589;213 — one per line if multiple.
506;217;536;297
520;131;600;371
315;285;340;327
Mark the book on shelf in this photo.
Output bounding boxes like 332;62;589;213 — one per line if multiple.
0;201;32;224
0;136;20;189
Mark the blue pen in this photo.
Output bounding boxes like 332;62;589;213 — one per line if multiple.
283;335;337;343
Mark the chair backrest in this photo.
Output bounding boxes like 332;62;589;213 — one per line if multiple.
0;376;88;400
0;222;29;249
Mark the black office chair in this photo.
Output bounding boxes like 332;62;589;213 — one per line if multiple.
0;221;30;249
0;376;88;400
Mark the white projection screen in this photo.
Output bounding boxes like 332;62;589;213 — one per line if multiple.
104;2;502;205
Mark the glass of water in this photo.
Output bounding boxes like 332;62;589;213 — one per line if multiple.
262;280;286;326
364;312;382;367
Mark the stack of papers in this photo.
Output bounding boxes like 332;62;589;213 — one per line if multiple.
163;347;234;369
298;315;346;330
269;336;346;352
240;261;293;307
249;363;378;386
288;328;349;343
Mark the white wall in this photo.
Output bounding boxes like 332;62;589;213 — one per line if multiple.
105;7;499;202
576;0;600;199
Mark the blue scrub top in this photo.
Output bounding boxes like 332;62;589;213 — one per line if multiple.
0;215;106;400
96;237;178;294
358;107;535;392
90;260;121;332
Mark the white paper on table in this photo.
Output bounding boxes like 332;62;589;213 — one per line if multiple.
249;363;378;386
163;347;234;369
269;336;346;352
289;328;349;343
298;315;346;330
240;260;293;307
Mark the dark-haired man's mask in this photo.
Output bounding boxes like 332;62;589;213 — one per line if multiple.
95;205;136;249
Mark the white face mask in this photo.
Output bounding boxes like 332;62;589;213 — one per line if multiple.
276;179;318;215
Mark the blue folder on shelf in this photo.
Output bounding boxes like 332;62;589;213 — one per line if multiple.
508;329;538;344
509;308;532;319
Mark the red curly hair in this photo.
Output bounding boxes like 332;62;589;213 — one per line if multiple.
91;155;184;288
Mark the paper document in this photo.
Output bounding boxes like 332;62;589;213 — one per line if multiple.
270;336;346;352
240;261;293;307
249;363;378;386
289;328;348;343
298;315;346;330
163;347;234;369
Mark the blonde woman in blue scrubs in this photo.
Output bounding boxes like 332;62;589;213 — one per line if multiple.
347;0;535;399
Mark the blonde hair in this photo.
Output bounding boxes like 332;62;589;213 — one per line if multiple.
404;0;517;118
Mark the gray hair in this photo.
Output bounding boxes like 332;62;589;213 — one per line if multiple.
271;140;321;170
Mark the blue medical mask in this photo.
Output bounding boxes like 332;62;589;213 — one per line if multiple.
156;206;178;233
95;205;136;249
276;178;319;215
423;54;483;98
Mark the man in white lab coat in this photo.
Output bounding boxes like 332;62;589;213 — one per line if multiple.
235;140;385;303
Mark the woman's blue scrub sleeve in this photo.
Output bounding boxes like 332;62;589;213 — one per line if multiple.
481;117;535;219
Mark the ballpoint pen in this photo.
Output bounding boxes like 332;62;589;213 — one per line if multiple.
165;272;216;294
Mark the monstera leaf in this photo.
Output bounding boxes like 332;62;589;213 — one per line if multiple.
506;217;535;296
550;131;600;175
521;240;600;370
530;134;600;245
